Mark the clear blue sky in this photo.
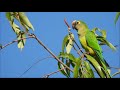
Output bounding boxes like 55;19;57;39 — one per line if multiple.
0;12;119;78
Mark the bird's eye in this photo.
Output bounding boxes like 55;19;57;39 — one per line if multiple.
77;21;80;24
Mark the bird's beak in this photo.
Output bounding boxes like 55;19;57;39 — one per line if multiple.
72;20;77;29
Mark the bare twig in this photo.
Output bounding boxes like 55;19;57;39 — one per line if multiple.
64;18;71;30
109;66;120;70
31;34;73;72
43;68;66;78
72;45;81;56
0;36;33;50
19;56;53;77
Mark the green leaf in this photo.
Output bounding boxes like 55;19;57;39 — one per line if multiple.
99;42;106;45
85;54;106;78
91;27;100;36
59;52;77;63
62;35;69;52
92;28;107;39
6;12;14;24
101;30;106;38
18;12;34;31
73;58;81;78
91;27;98;33
97;36;116;51
17;31;26;50
58;62;70;78
66;60;71;77
115;12;120;24
106;41;116;51
73;63;80;78
70;60;75;68
58;52;80;78
10;22;21;35
21;23;29;33
57;55;70;78
62;34;74;54
84;61;94;78
6;12;11;21
66;33;74;54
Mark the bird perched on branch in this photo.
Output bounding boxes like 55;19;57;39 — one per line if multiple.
72;20;110;75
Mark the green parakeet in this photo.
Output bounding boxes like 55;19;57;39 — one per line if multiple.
72;20;110;76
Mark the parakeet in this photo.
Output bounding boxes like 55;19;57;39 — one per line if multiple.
72;20;110;77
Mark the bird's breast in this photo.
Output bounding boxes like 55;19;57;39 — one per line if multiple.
80;36;95;55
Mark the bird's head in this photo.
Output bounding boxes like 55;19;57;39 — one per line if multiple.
72;20;88;31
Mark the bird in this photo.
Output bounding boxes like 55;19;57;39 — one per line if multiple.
72;20;110;77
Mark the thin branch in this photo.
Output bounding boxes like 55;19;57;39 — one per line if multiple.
109;66;120;70
31;33;73;72
0;36;33;50
43;68;66;78
64;18;71;30
72;45;81;56
112;71;120;77
19;56;53;77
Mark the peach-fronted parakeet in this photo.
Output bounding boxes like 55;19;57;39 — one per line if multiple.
72;20;110;74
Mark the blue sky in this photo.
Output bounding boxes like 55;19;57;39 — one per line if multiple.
0;12;119;78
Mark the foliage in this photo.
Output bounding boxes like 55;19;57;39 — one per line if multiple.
58;21;117;78
6;12;34;50
4;12;119;78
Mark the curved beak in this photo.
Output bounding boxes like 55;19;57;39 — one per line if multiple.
72;20;77;29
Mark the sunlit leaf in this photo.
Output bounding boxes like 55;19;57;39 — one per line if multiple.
62;34;74;54
21;23;29;33
97;36;116;51
10;22;21;35
84;61;94;78
73;63;80;78
92;28;106;39
106;41;116;51
66;33;74;54
59;52;77;63
73;58;81;78
17;31;26;50
91;27;100;36
85;54;106;78
18;12;34;31
101;30;106;38
62;35;69;52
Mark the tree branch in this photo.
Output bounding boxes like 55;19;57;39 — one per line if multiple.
43;68;66;78
72;45;81;56
0;36;33;50
30;33;73;72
